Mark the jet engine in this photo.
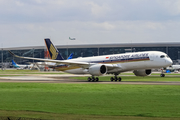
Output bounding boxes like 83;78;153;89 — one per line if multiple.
89;64;107;76
133;69;151;76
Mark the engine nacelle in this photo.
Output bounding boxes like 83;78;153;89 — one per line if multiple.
89;64;107;76
133;69;152;76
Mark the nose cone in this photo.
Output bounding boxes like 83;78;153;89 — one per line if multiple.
166;58;173;66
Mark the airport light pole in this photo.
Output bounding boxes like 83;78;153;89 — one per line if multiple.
1;48;3;70
98;47;99;56
33;48;34;63
67;42;68;59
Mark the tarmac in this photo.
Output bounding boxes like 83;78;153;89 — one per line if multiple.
0;74;180;85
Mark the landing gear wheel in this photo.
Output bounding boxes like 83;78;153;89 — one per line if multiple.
160;74;165;77
95;77;99;82
110;76;122;82
88;77;99;82
110;77;114;81
115;77;118;82
92;77;95;82
88;77;91;82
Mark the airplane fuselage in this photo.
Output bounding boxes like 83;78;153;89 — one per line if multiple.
55;51;172;74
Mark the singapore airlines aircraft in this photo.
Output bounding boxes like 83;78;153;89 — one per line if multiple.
9;38;172;82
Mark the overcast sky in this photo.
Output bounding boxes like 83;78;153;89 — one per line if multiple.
1;0;180;48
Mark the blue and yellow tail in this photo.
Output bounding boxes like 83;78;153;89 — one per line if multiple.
44;38;64;60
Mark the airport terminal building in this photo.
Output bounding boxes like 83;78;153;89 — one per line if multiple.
1;42;180;67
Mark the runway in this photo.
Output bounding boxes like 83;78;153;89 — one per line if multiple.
0;74;180;85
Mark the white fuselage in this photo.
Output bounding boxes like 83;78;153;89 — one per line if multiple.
55;51;172;74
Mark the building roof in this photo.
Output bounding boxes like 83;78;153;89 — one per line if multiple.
2;42;180;50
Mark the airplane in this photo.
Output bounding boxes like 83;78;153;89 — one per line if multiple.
169;65;180;70
166;65;180;73
69;37;76;40
11;60;34;69
9;38;173;82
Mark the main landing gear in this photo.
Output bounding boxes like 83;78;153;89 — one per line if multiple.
110;75;121;82
110;73;121;82
87;74;122;82
87;76;99;82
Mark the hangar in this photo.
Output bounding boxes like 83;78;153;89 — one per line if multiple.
1;42;180;67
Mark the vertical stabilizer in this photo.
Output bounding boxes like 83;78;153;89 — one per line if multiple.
12;60;19;68
12;60;17;66
67;53;73;60
44;38;64;60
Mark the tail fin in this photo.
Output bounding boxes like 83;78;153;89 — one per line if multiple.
44;38;64;60
67;53;73;60
12;60;17;66
12;60;19;68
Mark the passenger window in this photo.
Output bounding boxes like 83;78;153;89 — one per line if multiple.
160;55;165;58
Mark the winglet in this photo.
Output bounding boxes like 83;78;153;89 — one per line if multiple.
8;50;19;57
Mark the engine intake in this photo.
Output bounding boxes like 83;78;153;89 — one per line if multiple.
133;69;151;76
89;64;107;76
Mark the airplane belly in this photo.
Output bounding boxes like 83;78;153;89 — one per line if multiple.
121;61;148;70
65;68;88;74
55;65;88;74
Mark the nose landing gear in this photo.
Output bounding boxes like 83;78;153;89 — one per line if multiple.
160;68;165;77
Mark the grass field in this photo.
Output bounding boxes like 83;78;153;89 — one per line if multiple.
0;70;180;119
0;69;67;74
0;82;180;119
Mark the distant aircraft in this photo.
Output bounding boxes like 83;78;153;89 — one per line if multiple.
12;60;34;70
166;65;180;73
9;38;172;82
170;65;180;70
69;37;76;40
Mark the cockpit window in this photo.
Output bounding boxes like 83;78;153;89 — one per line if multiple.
160;55;165;58
166;55;169;58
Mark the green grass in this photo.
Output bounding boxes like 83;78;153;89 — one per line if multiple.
0;75;21;77
0;83;180;119
0;69;67;74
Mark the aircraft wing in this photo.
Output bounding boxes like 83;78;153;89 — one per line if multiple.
9;51;92;68
8;51;120;70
